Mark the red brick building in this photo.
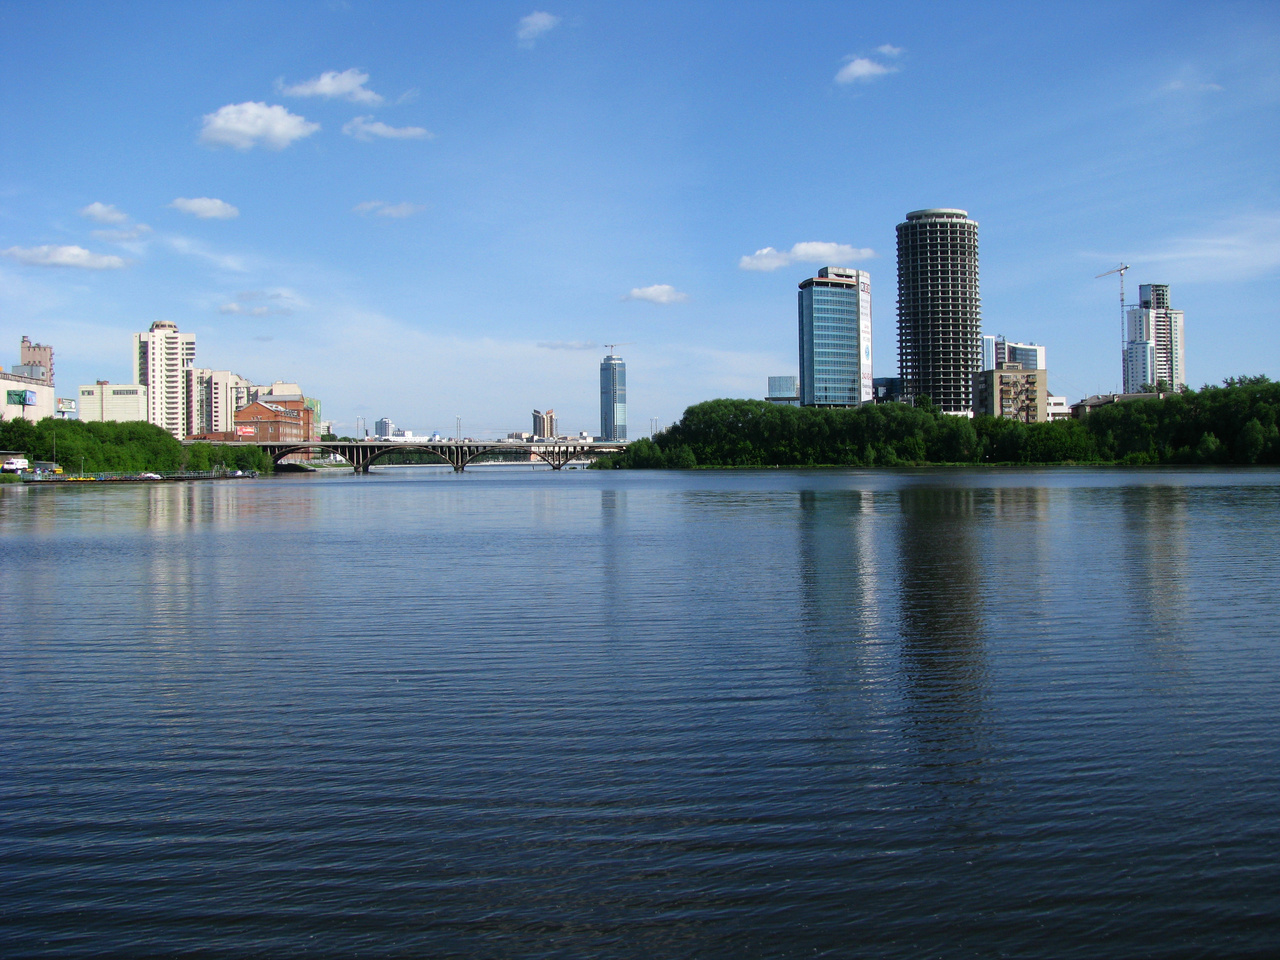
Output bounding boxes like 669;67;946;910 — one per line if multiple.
233;401;306;443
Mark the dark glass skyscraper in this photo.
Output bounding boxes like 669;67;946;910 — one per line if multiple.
600;353;626;441
896;209;981;413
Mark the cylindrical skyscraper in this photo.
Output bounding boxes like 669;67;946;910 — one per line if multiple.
896;209;981;414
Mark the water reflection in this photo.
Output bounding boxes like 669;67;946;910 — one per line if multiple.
791;488;899;758
892;487;990;784
1120;485;1191;650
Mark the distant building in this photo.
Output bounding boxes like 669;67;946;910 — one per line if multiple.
1123;283;1185;393
798;267;872;406
186;368;254;435
600;353;627;441
981;335;1045;373
258;385;319;443
872;376;906;404
77;381;148;423
19;336;54;385
1070;391;1174;418
134;321;196;438
897;209;981;413
375;417;395;438
532;408;558;438
234;401;306;443
1047;395;1070;421
3;336;56;420
973;363;1047;422
766;376;800;406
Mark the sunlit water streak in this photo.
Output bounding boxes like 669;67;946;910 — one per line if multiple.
2;466;1279;958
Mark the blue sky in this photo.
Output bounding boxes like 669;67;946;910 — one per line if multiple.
2;1;1278;437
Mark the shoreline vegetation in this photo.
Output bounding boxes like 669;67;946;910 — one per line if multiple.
596;378;1280;470
0;418;272;476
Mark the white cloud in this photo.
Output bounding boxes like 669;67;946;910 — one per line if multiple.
342;116;432;141
518;11;560;47
353;200;426;218
2;244;127;269
737;247;792;272
623;284;688;304
537;340;598;350
1127;212;1280;282
876;44;904;57
200;102;320;151
739;242;875;271
219;288;301;316
835;57;897;84
170;197;240;220
165;236;248;272
79;202;129;224
279;68;383;104
93;224;152;242
1162;79;1225;94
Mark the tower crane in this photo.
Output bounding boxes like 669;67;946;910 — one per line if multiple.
603;342;634;355
1096;263;1130;352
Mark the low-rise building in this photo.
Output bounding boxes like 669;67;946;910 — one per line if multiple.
1069;391;1170;418
233;401;306;443
973;363;1048;422
3;372;55;421
78;381;149;423
766;376;800;406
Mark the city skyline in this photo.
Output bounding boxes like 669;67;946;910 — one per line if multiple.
1;2;1278;436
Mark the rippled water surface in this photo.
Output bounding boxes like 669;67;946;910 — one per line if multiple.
3;466;1280;958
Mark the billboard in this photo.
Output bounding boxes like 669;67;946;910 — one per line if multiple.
236;425;256;437
6;389;37;406
56;397;77;413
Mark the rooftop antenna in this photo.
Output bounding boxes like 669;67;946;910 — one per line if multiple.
1095;263;1130;355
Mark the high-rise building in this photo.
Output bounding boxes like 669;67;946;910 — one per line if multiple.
133;321;196;438
532;409;557;438
186;368;255;435
798;267;873;406
600;353;627;441
375;417;395;438
1123;283;1185;393
897;209;981;413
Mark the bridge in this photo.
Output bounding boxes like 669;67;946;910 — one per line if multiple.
186;439;627;473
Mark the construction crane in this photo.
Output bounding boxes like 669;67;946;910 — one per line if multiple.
1096;263;1130;352
602;342;634;356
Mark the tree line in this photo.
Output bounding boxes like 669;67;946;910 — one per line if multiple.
597;377;1280;469
0;417;273;474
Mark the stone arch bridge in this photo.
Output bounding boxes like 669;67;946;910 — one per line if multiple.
186;439;626;473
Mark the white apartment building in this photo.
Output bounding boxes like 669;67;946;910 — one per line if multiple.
133;321;196;438
1123;284;1185;393
77;382;149;422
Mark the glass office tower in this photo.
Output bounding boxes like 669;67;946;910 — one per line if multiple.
798;267;873;407
600;353;627;441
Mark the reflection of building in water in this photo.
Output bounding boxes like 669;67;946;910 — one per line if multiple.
892;487;989;780
1119;485;1190;647
794;489;892;732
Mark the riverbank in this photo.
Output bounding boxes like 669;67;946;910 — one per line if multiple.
596;380;1280;469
